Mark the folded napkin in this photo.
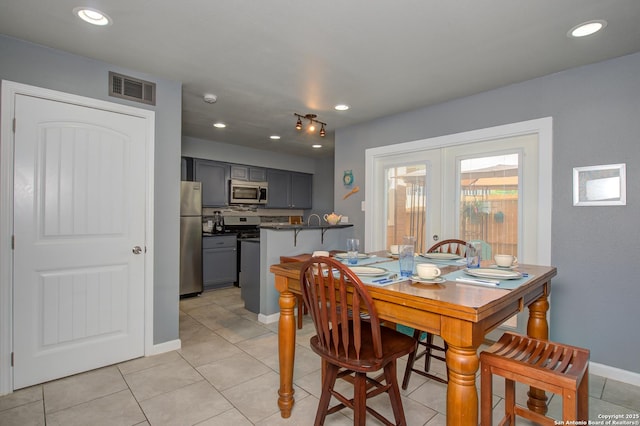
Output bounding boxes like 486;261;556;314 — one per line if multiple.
443;269;534;290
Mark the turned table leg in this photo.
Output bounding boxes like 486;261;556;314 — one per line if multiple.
446;344;480;426
526;292;550;415
277;288;297;417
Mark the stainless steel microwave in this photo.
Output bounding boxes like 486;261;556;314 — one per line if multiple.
229;180;268;205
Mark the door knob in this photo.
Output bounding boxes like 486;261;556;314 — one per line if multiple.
132;246;142;254
433;235;439;241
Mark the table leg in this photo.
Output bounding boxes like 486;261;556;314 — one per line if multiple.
446;344;480;426
277;289;297;417
526;293;550;415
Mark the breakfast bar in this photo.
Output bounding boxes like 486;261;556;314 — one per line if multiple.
270;256;557;425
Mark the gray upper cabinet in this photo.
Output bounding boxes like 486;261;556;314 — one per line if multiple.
290;172;312;209
249;167;267;182
181;156;194;181
230;165;267;182
194;159;230;207
266;169;312;209
266;169;290;208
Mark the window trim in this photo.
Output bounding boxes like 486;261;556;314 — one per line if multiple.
365;117;553;266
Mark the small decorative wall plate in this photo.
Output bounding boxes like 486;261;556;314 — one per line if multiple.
343;170;354;186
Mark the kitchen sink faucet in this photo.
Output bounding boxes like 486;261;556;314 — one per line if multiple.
307;214;321;226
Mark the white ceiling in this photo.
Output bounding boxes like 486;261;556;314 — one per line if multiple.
2;0;640;158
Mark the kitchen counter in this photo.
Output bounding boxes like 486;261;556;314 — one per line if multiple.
256;223;355;321
260;223;353;246
259;223;353;230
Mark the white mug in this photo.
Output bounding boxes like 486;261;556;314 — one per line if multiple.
416;263;441;279
494;254;517;267
389;245;400;255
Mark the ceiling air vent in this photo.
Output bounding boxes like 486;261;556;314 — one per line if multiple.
109;71;156;105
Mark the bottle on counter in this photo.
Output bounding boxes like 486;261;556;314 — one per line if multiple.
213;211;225;233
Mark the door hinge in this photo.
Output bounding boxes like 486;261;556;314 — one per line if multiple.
11;235;15;250
11;352;14;367
13;118;16;133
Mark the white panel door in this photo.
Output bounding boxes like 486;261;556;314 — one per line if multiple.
13;94;146;389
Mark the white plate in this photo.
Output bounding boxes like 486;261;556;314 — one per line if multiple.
464;268;522;280
386;252;399;258
348;266;387;276
488;264;519;270
411;276;445;284
420;252;462;260
335;252;369;259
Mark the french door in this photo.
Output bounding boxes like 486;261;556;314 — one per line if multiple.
365;118;553;334
374;150;440;254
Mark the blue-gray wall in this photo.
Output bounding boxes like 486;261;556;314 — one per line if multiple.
334;52;640;373
4;32;637;375
0;35;182;345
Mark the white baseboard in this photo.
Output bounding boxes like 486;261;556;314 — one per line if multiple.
258;312;280;324
148;339;181;356
590;361;640;387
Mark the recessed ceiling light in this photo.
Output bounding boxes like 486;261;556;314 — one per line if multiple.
73;7;111;26
312;144;322;149
568;20;607;38
213;122;226;128
203;93;217;104
334;104;350;111
270;135;281;140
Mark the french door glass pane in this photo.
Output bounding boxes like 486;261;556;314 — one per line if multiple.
459;153;519;260
385;164;427;253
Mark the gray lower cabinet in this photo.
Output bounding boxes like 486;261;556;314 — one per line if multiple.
203;235;237;290
239;239;260;313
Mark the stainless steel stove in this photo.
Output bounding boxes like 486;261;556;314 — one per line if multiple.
223;214;261;239
222;212;261;286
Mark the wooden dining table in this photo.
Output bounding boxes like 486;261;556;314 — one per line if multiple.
270;254;556;425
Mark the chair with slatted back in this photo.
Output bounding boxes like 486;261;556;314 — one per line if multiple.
300;256;416;426
480;332;590;425
401;239;467;388
427;238;468;256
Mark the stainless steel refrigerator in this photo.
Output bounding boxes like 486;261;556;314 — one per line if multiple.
180;181;203;295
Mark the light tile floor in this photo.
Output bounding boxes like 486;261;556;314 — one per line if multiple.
1;287;638;425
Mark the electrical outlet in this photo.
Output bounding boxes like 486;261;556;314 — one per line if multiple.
361;201;365;211
340;216;349;223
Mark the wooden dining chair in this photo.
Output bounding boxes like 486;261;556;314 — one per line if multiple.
426;238;468;256
280;254;312;329
401;239;467;388
300;256;416;426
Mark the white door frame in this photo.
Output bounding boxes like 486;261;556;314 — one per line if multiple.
365;117;553;264
0;80;155;395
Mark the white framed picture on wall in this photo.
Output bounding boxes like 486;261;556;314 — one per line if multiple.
573;163;626;206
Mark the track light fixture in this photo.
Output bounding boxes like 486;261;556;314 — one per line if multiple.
294;113;327;137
